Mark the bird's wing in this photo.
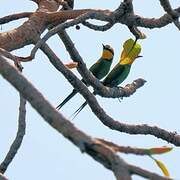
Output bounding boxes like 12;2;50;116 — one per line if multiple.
103;64;126;87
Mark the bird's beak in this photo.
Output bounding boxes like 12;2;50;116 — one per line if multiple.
102;44;105;49
137;55;143;58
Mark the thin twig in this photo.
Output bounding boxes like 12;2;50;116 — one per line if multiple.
128;164;172;180
95;138;156;155
82;21;113;31
0;94;26;173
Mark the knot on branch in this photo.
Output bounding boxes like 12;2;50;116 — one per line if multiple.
123;78;146;97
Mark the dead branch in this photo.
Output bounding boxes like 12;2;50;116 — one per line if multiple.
0;2;95;51
36;38;180;146
0;55;170;180
0;0;179;52
0;94;26;174
128;164;172;180
57;30;145;99
0;12;32;25
38;30;180;146
95;138;152;155
82;21;113;31
31;5;180;56
159;0;180;30
0;0;179;178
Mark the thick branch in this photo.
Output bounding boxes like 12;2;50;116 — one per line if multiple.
0;0;179;179
30;10;112;57
0;56;170;180
0;12;32;25
46;9;99;25
38;39;180;146
0;1;179;52
0;2;93;51
0;55;131;179
0;0;59;51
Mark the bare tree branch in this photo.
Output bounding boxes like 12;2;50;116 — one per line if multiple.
0;94;26;174
31;2;180;57
37;38;180;146
0;12;32;25
0;1;179;52
0;0;179;178
82;21;113;31
128;164;172;180
58;30;146;98
0;56;171;180
30;10;112;58
0;1;93;51
159;0;180;30
95;138;172;156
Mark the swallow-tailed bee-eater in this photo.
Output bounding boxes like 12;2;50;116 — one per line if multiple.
71;38;142;118
56;44;114;110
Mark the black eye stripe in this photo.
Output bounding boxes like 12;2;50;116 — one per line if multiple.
104;47;114;55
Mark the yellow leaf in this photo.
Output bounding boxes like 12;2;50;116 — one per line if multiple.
154;159;170;177
64;62;78;69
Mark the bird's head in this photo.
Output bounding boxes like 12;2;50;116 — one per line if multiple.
102;44;114;60
119;38;142;65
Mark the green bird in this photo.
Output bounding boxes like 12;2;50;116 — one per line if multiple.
71;38;142;118
56;44;114;110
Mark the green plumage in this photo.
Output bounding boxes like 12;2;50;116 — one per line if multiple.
71;64;132;119
56;45;114;110
102;64;131;87
89;58;113;81
71;38;142;119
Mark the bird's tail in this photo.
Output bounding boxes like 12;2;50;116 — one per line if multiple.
56;89;77;110
71;101;88;120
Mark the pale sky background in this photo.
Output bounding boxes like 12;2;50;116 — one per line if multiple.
0;1;179;180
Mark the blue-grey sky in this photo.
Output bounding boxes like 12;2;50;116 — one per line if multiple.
0;1;179;180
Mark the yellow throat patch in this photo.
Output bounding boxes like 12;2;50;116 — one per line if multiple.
102;49;114;60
